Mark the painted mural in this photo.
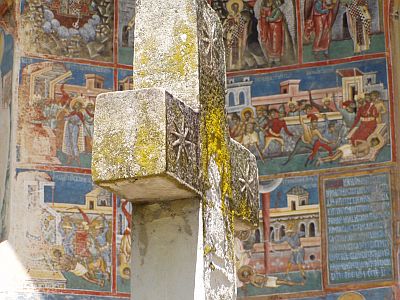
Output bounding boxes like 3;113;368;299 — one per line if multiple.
226;58;392;176
20;0;114;62
117;69;133;92
302;0;385;62
212;0;298;71
2;0;399;299
118;0;135;65
236;176;322;296
0;291;129;300
0;6;14;241
292;287;394;299
9;169;113;291
116;199;132;293
16;58;113;169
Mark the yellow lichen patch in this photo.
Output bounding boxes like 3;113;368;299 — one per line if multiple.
200;78;235;259
92;131;131;182
132;38;158;88
133;23;197;91
233;198;257;228
133;123;164;176
165;21;197;79
133;100;165;176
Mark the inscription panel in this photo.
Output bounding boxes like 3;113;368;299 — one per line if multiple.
323;171;393;285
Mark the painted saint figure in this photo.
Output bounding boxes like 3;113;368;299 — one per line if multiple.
304;0;338;58
343;0;372;54
259;0;285;65
83;102;95;152
241;108;264;160
119;199;132;280
283;113;332;166
309;92;333;113
369;91;387;124
62;97;85;166
229;112;244;143
333;98;356;135
223;0;251;70
286;100;299;117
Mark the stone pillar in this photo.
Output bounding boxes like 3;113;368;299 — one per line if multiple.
91;0;259;299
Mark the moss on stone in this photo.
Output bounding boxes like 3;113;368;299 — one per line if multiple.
133;100;165;176
133;123;164;176
165;22;197;79
92;131;131;182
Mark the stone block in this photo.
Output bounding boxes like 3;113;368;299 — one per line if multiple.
229;139;259;229
92;88;200;202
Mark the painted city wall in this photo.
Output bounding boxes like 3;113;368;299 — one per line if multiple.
0;0;399;300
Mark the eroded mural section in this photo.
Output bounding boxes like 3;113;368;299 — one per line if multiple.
17;58;113;169
9;169;113;291
20;0;114;61
0;0;14;241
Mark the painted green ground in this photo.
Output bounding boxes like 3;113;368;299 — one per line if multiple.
63;271;111;291
237;270;322;297
56;150;92;168
117;275;131;293
256;145;391;176
119;47;134;65
303;34;385;63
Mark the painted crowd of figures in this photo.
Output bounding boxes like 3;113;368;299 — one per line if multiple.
228;90;387;167
218;0;375;70
50;208;112;287
31;84;96;167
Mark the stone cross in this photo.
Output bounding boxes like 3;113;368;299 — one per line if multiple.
92;0;259;299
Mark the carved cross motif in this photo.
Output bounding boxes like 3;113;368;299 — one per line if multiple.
239;164;256;200
171;119;195;165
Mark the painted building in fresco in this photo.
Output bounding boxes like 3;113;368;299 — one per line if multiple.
1;0;400;300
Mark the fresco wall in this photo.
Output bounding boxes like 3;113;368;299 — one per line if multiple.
1;0;132;299
1;0;399;300
221;0;400;298
0;0;15;242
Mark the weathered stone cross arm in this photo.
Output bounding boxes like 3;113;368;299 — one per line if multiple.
92;88;258;228
91;0;259;298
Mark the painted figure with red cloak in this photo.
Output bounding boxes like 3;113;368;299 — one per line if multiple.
258;0;285;64
254;0;297;66
304;0;339;59
349;94;378;145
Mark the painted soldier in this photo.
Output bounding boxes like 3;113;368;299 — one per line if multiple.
263;108;294;153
